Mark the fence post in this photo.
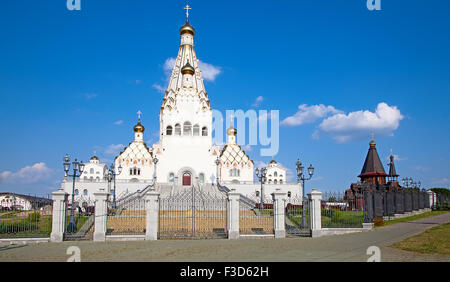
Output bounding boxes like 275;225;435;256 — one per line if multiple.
272;189;286;238
427;190;434;209
50;189;69;242
145;189;160;240
308;189;322;238
227;189;240;239
93;189;109;242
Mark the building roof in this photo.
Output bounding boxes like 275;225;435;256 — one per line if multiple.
0;192;52;205
358;139;387;178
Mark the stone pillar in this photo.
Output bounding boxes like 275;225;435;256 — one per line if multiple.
427;191;434;209
272;189;286;238
93;189;110;242
50;189;69;242
227;189;240;239
308;189;322;238
145;190;160;240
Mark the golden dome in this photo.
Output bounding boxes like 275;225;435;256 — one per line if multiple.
134;121;145;133
181;61;195;75
369;140;376;147
180;21;195;36
227;125;237;136
269;160;277;164
90;155;99;161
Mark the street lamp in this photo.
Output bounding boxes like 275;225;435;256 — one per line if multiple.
63;154;85;233
153;156;159;183
215;157;221;185
108;163;122;209
296;159;314;229
255;167;267;209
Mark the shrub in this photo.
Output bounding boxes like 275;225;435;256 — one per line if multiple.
373;217;385;227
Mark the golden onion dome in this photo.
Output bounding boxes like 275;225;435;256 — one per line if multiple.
269;160;277;164
227;125;237;136
369;140;376;147
90;155;99;161
181;61;195;75
134;121;145;133
180;21;195;36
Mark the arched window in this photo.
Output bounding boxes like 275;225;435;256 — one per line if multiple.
75;189;79;196
166;126;173;135
280;179;283;184
202;126;208;136
274;179;278;184
169;173;174;183
175;124;181;135
229;169;233;177
237;169;240;177
199;173;205;184
90;168;94;174
256;191;260;197
183;121;192;135
137;169;141;176
274;171;278;177
287;191;291;198
129;168;133;175
83;189;88;196
193;124;200;136
268;179;272;184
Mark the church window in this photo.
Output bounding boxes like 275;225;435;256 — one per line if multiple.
287;191;291;198
138;169;141;176
229;169;232;177
268;179;272;184
256;191;260;197
274;171;278;177
183;121;192;135
274;179;278;184
166;126;173;135
175;124;181;135
75;189;79;196
193;124;200;136
169;173;174;182
280;179;283;184
199;173;205;184
129;168;133;175
90;168;94;174
202;126;208;136
83;189;88;196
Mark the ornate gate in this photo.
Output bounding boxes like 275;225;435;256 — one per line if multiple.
158;186;227;239
64;202;94;241
285;196;310;237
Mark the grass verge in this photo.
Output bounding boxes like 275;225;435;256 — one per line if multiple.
391;222;450;254
382;211;449;227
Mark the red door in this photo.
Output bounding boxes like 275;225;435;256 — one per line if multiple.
182;172;191;186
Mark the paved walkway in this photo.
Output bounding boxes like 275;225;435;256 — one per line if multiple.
0;212;449;262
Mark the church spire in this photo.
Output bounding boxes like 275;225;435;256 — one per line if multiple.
388;149;399;182
133;110;145;142
227;114;237;144
358;137;387;185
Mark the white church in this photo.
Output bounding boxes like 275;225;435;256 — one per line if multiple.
61;8;301;206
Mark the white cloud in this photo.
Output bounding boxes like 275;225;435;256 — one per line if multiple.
385;154;407;161
281;104;342;127
198;60;222;81
0;163;54;184
152;83;166;93
432;178;450;185
242;144;252;152
104;144;124;156
84;93;98;100
414;165;431;172
252;96;264;107
317;102;404;143
113;120;123;125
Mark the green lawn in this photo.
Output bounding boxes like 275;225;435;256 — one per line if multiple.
0;216;52;238
321;209;364;228
391;222;450;254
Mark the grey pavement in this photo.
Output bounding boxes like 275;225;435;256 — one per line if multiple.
0;212;449;262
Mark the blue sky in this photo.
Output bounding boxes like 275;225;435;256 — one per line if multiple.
0;0;449;196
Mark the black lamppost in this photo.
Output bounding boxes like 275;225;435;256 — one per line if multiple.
63;154;85;232
255;167;267;209
402;177;414;188
296;159;314;229
108;163;122;209
215;157;221;185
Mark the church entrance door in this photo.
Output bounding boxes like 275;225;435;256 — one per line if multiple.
182;172;191;186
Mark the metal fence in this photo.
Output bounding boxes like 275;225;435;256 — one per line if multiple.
106;197;146;236
239;198;274;235
285;196;310;236
321;192;364;228
0;199;53;238
158;186;228;239
64;201;94;240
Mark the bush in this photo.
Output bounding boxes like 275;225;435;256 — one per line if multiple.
373;217;385;227
27;212;40;222
432;201;450;211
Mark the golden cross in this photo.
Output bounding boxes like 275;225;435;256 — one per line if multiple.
137;110;142;121
371;131;374;141
184;5;192;20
